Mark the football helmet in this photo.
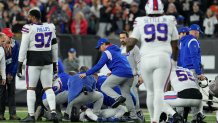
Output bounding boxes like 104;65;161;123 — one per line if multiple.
145;0;164;15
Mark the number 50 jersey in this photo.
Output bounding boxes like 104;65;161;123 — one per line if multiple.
130;15;179;56
18;23;58;66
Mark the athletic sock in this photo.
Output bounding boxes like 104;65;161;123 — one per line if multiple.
27;90;36;116
45;89;56;112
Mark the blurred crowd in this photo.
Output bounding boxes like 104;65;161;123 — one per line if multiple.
0;0;218;38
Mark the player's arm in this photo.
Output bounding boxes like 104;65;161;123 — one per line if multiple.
170;17;179;61
127;18;140;52
17;25;31;78
85;52;109;76
188;40;202;75
51;24;58;74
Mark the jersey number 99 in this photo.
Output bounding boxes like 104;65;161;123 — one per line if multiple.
144;23;168;42
35;32;52;48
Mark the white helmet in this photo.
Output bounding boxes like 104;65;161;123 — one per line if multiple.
52;77;62;93
145;0;164;15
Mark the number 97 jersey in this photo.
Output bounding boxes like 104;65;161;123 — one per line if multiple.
130;15;179;56
19;23;57;66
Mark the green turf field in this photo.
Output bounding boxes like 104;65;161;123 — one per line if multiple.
1;108;217;123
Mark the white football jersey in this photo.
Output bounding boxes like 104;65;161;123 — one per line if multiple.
120;45;141;75
170;67;198;92
19;23;56;62
130;15;179;56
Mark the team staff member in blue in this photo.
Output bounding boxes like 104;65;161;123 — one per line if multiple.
179;24;206;81
1;28;20;120
177;26;190;67
79;38;137;119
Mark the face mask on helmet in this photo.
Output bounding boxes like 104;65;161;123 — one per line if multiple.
145;0;164;15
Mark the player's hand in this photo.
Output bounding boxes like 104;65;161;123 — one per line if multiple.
1;79;6;85
197;74;206;81
107;73;112;76
79;73;87;79
17;62;23;78
136;76;143;87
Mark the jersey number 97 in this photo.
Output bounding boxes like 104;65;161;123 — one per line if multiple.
35;32;52;48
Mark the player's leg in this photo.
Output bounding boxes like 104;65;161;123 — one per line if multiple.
140;56;154;122
152;54;171;122
120;77;136;119
40;64;58;122
101;75;127;105
130;76;140;111
90;91;104;115
22;66;41;121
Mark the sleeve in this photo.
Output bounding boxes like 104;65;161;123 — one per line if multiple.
11;41;19;76
86;52;109;75
171;25;179;41
0;48;6;80
18;25;31;62
133;46;141;75
188;40;202;75
130;17;141;40
214;16;218;24
51;24;58;63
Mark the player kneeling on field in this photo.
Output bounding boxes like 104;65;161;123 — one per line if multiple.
163;67;204;123
65;66;103;122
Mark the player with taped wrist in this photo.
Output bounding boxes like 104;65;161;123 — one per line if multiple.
17;8;58;123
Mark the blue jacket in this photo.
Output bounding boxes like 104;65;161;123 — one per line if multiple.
58;59;69;91
5;40;19;77
68;74;96;103
96;75;136;107
178;35;202;75
86;45;133;78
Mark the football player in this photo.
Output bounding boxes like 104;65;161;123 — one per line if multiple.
126;0;179;122
17;8;58;122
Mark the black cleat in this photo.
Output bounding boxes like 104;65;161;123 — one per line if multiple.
137;110;145;123
20;114;35;122
195;112;206;123
172;113;184;123
70;106;79;122
10;115;21;120
62;112;69;121
160;112;167;122
51;112;59;123
112;96;126;108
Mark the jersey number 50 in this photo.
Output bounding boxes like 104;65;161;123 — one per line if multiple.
144;23;168;42
35;32;52;48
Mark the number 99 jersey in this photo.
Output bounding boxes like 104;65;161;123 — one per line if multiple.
130;15;179;56
170;67;198;92
19;23;58;66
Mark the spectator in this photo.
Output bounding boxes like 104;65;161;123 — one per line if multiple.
165;3;179;18
97;0;112;37
188;2;204;30
2;11;10;28
73;0;91;20
176;15;185;30
63;48;79;73
10;5;26;33
1;28;20;120
0;3;6;30
71;11;88;35
124;1;145;31
203;8;218;37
